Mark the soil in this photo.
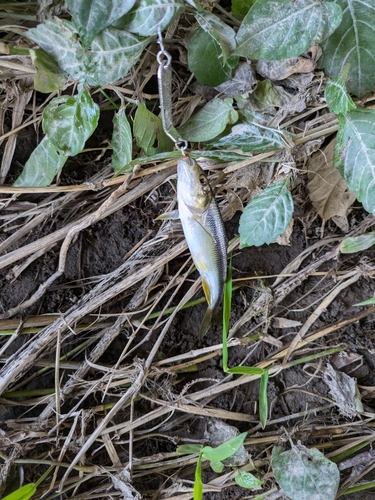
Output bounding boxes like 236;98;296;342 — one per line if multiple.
2;75;375;500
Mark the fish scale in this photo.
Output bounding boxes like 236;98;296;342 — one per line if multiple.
177;156;227;336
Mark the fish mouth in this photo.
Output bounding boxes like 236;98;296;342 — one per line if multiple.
177;156;196;186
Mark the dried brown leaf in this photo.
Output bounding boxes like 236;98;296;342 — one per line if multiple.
274;218;294;246
257;57;315;81
306;140;356;221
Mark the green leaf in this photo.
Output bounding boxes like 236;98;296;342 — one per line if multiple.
114;0;185;36
66;0;136;48
201;432;247;462
227;366;263;375
334;108;375;214
195;150;253;162
2;484;37;500
320;0;375;97
194;454;203;500
325;73;356;115
195;10;236;64
354;296;375;307
177;444;202;454
272;443;340;500
235;0;342;60
239;179;294;247
13;137;67;187
188;28;238;87
235;470;263;489
30;48;66;93
34;68;66;93
112;106;133;172
210;123;292;153
259;369;269;429
340;232;375;254
43;84;99;156
178;98;238;142
210;461;224;473
84;27;152;86
27;19;86;77
232;0;256;20
133;103;174;155
27;19;152;86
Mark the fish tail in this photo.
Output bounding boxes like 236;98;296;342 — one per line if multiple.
199;307;214;337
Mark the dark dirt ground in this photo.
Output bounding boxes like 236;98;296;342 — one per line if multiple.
2;91;375;499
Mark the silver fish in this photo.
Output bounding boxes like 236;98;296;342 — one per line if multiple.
177;156;227;336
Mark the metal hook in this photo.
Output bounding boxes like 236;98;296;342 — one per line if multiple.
156;29;189;153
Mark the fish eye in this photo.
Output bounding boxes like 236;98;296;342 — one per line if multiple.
199;175;207;185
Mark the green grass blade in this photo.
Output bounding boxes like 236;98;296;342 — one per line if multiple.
201;432;247;462
193;453;203;500
222;255;232;371
2;484;36;500
259;369;269;429
227;366;263;375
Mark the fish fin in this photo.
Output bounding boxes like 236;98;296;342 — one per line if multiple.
199;306;213;337
185;204;215;241
201;278;211;305
155;209;180;221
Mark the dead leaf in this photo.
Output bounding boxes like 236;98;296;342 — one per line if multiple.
323;363;363;417
274;218;294;246
257;57;315;81
273;317;302;329
215;62;256;97
306;140;356;221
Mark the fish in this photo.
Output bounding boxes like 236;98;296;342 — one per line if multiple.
160;155;227;336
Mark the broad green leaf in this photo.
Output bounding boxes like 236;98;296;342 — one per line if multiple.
235;0;342;60
30;48;65;75
3;483;37;500
320;0;375;97
325;73;356;115
209;123;292;153
340;232;375;254
259;369;269;429
30;49;66;92
239;179;294;247
201;432;247;462
195;10;236;64
112;107;133;173
232;0;256;20
235;470;263;489
27;18;86;78
334;108;375;214
84;27;152;86
210;461;224;473
188;28;238;87
177;444;202;454
272;443;340;500
13;137;67;187
113;0;184;36
43;84;99;156
66;0;136;48
133;104;174;155
178;98;238;142
34;68;66;93
27;19;152;86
